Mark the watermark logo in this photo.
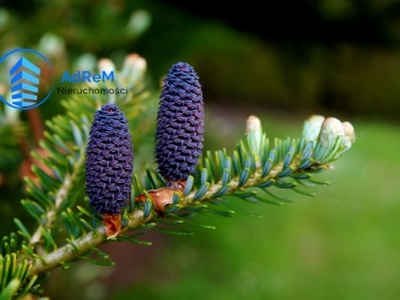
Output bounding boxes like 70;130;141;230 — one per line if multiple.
57;69;128;96
61;70;114;83
0;48;53;110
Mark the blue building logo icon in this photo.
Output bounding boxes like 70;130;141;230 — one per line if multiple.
0;48;53;110
10;57;41;107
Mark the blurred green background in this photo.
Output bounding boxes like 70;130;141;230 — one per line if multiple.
0;0;399;299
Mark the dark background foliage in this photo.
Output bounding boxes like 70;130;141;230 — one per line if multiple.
2;0;400;119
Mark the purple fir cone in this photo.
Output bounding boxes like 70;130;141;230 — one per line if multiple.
86;104;133;215
155;62;204;183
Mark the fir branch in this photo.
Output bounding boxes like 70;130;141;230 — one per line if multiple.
30;209;155;275
28;114;355;277
29;137;87;246
30;227;106;275
0;54;355;299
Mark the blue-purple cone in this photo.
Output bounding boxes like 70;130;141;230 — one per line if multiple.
155;62;204;182
86;104;133;214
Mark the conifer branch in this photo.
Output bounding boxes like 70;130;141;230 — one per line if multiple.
29;113;355;276
30;227;106;275
29;142;87;246
0;54;355;299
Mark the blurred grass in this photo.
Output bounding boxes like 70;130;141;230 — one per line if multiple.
110;109;400;300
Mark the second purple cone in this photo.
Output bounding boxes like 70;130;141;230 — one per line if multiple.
155;62;205;184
